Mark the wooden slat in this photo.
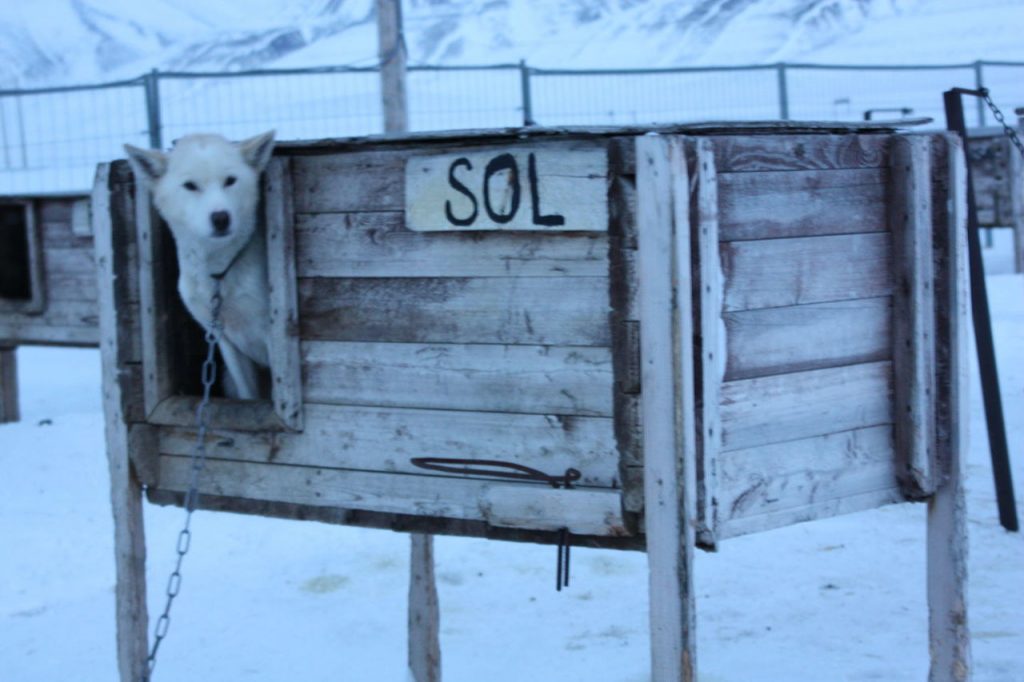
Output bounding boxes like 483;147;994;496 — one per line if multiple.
0;322;98;347
36;199;75;222
712;134;888;173
43;246;97;303
0;296;104;346
157;401;621;488
724;297;892;380
691;137;722;547
292;150;408;213
718;168;887;241
264;157;304;430
298;276;611;346
890;135;936;496
482;484;628;534
722;232;892;312
719;487;903;540
133;171;172;418
41;219;93;249
636;134;697;681
155;455;626;536
295;212;609;278
302;340;614;417
716;424;898;521
720;361;893;452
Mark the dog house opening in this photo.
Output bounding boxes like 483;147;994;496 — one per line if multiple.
0;203;34;301
0;201;44;314
138;159;302;431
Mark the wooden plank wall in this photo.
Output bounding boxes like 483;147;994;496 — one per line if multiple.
126;140;630;540
0;198;103;347
967;133;1024;273
706;134;904;540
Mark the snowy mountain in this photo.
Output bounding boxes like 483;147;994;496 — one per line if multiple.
3;0;1022;89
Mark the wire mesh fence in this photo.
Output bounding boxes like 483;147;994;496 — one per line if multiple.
1;60;1021;195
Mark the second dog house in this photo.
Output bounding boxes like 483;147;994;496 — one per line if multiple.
0;194;96;421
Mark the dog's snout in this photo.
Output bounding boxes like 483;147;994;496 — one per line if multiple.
211;211;231;235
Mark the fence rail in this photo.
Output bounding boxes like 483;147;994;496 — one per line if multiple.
1;59;1022;195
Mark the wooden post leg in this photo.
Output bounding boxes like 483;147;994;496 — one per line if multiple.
94;162;150;681
637;135;698;681
0;346;19;423
109;452;150;681
928;134;972;682
927;464;971;681
408;533;441;682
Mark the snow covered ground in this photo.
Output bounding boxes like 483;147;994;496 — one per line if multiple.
1;230;1022;680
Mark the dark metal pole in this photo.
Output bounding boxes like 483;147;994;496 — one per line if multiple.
144;69;163;150
519;59;535;126
944;87;1019;532
776;62;789;120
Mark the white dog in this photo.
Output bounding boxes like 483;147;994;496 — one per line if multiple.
125;131;275;400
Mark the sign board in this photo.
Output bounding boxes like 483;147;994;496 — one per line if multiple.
405;145;608;232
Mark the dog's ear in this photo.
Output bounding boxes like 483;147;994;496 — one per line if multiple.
124;144;168;182
239;130;276;172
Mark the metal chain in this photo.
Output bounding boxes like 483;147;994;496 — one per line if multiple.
143;279;223;681
981;88;1024;159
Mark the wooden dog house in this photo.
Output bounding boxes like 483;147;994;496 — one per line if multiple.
966;125;1023;272
93;121;970;681
0;194;96;421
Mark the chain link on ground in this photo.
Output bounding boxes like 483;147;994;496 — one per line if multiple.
143;281;223;681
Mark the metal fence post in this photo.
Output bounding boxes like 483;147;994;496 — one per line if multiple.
144;69;163;150
777;62;790;120
974;60;986;126
520;60;535;126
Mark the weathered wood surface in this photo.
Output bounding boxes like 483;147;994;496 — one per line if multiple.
264;157;304;431
0;298;101;346
406;145;609;232
93;163;150;682
890;135;936;497
722;232;892;312
967;134;1015;226
720;361;893;452
155;455;626;536
1;196;102;348
636;134;697;681
724;297;891;380
133;173;174;419
43;246;97;302
720;487;904;540
408;533;440;682
716;424;898;524
928;133;971;682
295;212;609;278
292;150;411;213
691;137;722;547
0;347;18;423
302;340;613;417
298;276;611;346
292;141;615;216
718;168;887;241
712;133;888;173
157;402;621;488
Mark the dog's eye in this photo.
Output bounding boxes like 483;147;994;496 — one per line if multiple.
224;176;237;187
183;181;199;191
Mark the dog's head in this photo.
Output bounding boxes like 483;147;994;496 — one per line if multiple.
124;131;275;248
